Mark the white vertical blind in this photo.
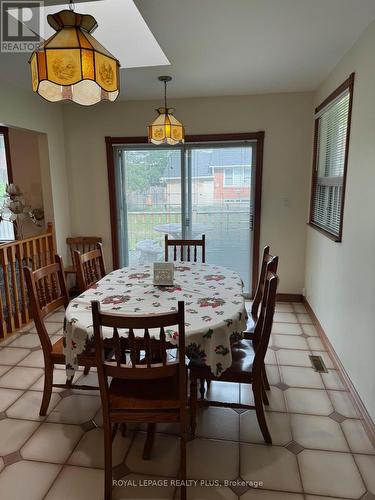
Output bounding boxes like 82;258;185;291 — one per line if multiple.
311;89;351;238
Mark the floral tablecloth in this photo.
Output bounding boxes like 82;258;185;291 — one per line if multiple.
63;262;247;378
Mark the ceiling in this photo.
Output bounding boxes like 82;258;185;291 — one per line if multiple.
1;0;375;100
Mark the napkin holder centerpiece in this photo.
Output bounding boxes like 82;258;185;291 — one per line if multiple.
153;262;174;286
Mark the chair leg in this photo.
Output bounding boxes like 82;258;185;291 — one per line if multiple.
180;420;187;500
262;365;270;391
261;383;269;406
40;362;53;416
253;381;272;444
190;376;197;437
143;423;156;460
199;378;205;399
83;366;90;376
104;420;113;500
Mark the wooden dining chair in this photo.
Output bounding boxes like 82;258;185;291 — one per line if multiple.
24;255;98;416
189;264;278;444
73;242;106;293
244;245;276;338
164;234;206;263
92;300;188;500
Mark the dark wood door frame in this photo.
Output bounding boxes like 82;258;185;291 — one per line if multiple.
105;132;265;297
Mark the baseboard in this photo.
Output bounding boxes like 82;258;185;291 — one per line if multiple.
276;293;304;302
304;298;375;447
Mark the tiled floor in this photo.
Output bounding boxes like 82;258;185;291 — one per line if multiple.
0;302;374;500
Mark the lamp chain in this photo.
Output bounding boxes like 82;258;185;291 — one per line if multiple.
164;80;167;109
69;0;75;11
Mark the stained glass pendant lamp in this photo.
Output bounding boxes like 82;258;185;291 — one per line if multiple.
29;1;120;105
148;76;184;145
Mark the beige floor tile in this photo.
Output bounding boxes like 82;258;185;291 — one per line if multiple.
7;333;41;349
0;347;30;365
301;324;319;337
17;350;45;368
273;312;298;323
126;432;180;477
242;490;303;499
240;443;302;492
21;422;83;463
29;322;63;335
205;381;240;404
264;349;277;365
296;314;312;324
240;386;287;412
272;323;303;335
195;407;239;441
264;365;280;385
280;366;324;389
72;371;100;395
44;312;66;323
30;368;80;392
305;497;350;500
321;370;346;390
290;414;349;451
0;334;22;347
310;351;335;369
341;419;375;454
187;485;237;499
354;454;375;494
188;438;238;480
45;465;104;500
307;337;325;350
0;418;40;455
275;303;294;312
240;410;292;445
0;366;43;389
298;449;365;498
0;365;11;376
276;349;311;367
0;460;61;500
293;304;307;314
328;390;360;418
112;474;175;499
285;388;333;415
0;387;23;412
68;427;132;468
271;335;309;350
7;390;61;420
47;394;101;424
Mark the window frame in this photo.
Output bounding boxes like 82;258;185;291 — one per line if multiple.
308;73;355;242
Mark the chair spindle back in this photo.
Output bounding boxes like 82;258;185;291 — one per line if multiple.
164;234;206;263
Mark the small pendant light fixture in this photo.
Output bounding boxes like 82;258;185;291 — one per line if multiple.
148;76;184;145
29;0;120;105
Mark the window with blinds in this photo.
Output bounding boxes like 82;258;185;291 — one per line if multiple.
309;74;354;241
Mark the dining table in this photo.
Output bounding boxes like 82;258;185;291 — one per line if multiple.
63;262;247;379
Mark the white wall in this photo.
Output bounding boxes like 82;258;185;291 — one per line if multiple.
8;128;45;238
63;91;313;293
0;81;70;256
305;20;375;420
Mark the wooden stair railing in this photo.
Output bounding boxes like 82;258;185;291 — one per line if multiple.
0;222;56;339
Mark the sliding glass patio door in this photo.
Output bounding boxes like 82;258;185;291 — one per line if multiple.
114;142;255;294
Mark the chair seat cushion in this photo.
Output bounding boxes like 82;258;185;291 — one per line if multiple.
109;375;182;410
